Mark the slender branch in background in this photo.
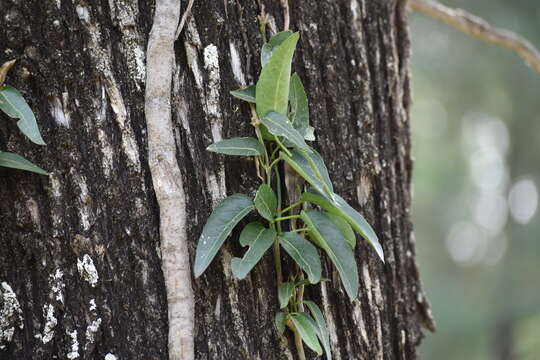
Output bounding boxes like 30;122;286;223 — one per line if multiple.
175;0;196;39
408;0;540;75
280;0;290;31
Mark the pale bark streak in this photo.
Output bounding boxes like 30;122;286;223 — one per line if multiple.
145;1;194;360
408;0;540;74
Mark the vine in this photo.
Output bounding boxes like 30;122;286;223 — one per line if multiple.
0;59;48;175
194;31;384;359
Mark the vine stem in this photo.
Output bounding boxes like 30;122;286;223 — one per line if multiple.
274;214;301;223
293;328;307;360
280;200;304;214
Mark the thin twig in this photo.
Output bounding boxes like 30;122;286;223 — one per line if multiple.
175;0;196;40
280;0;290;31
408;0;540;75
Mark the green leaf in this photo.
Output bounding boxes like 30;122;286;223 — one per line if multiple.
274;311;286;335
0;152;48;175
261;31;293;67
326;213;356;249
194;194;254;277
289;73;310;137
261;112;309;150
278;282;295;309
230;85;256;103
304;301;332;360
239;222;265;247
231;226;276;279
280;149;331;197
0;85;46;145
280;232;321;284
206;137;265;156
300;209;359;300
303;149;333;193
254;184;277;221
290;313;323;355
301;189;384;262
256;32;299;118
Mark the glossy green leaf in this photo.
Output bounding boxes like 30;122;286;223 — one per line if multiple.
254;184;277;221
256;32;299;118
278;281;295;309
231;227;275;279
289;73;309;136
261;31;293;67
194;194;254;277
290;313;323;355
230;85;256;103
0;152;48;175
280;232;321;284
301;189;384;262
206;137;265;156
0;85;45;145
326;213;356;249
280;149;331;197
300;209;359;300
304;301;332;359
274;311;286;335
261;112;308;150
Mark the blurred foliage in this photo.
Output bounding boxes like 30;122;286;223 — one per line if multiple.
409;0;540;359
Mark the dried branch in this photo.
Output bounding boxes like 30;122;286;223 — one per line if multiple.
408;0;540;75
175;0;195;40
280;0;290;31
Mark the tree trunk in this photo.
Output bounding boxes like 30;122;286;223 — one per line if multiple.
0;0;433;359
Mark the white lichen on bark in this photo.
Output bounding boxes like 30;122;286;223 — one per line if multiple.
66;329;80;359
84;318;102;350
145;1;194;359
50;269;65;304
0;282;24;349
77;254;99;287
37;304;57;344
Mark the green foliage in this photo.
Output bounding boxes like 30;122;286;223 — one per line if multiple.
278;282;295;309
231;225;275;279
0;85;46;145
289;73;310;138
290;312;323;355
304;300;332;359
193;194;254;277
230;85;256;103
0;152;48;175
254;184;277;221
280;232;321;284
207;137;265;156
256;32;299;118
0;68;48;175
300;209;359;299
194;31;383;358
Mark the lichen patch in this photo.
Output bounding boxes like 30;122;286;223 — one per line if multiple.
77;254;99;287
0;282;24;349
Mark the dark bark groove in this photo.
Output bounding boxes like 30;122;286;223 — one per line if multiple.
0;0;432;359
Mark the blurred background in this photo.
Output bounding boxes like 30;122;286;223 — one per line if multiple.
409;0;540;359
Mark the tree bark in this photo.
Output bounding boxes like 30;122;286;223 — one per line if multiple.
0;0;433;359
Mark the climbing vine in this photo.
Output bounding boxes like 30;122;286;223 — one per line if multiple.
0;60;48;175
194;31;384;359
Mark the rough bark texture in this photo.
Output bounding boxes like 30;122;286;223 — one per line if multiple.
0;0;432;359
